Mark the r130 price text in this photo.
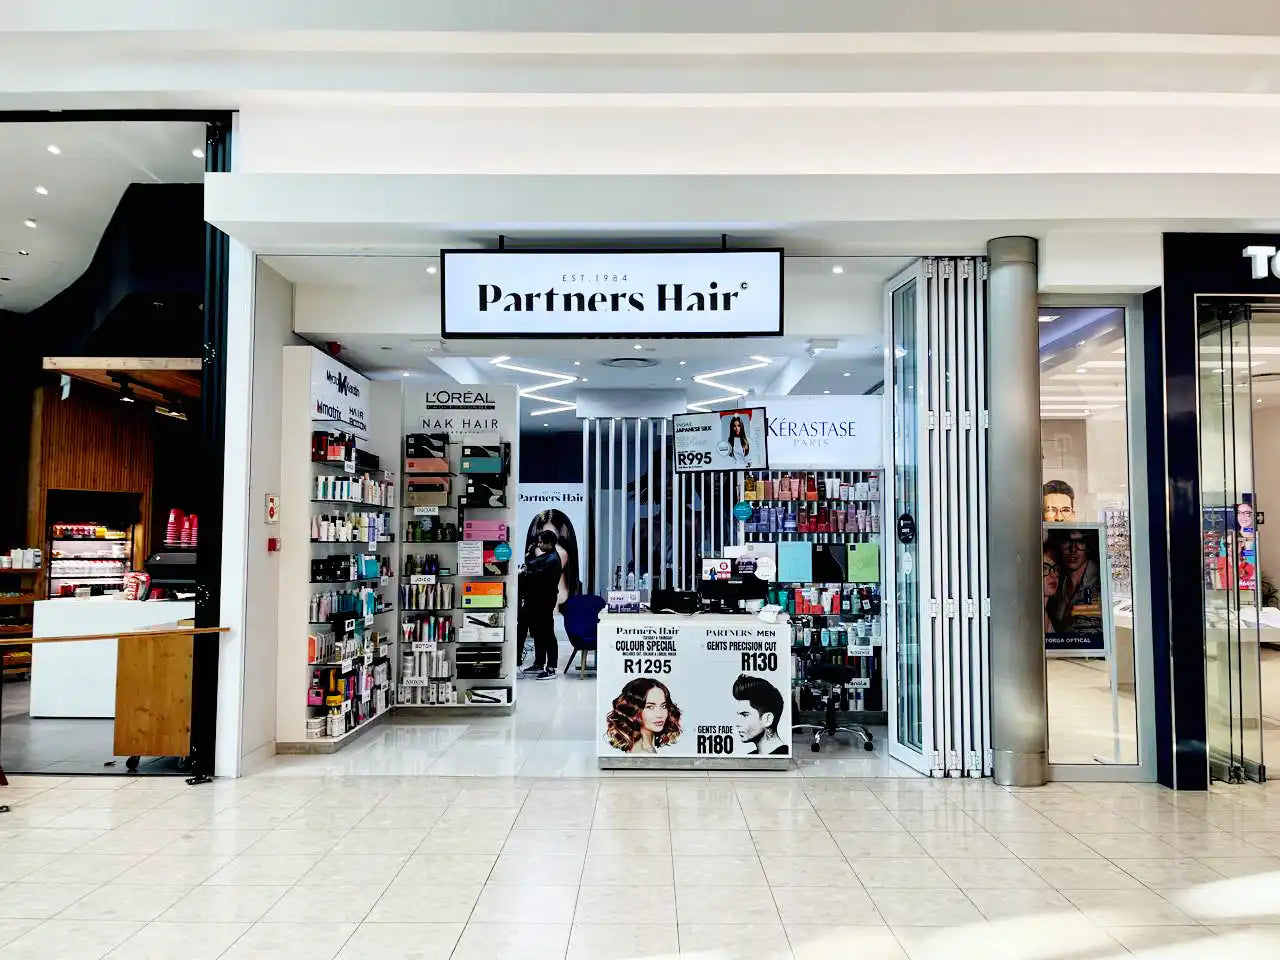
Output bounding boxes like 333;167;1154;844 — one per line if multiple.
741;651;778;672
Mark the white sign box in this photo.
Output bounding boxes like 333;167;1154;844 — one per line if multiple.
672;407;769;473
309;348;370;438
441;249;783;337
760;395;884;470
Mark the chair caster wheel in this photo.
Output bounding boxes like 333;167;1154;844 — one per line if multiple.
810;743;820;753
863;741;874;752
125;756;140;772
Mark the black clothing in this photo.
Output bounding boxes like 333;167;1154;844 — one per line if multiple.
521;548;562;670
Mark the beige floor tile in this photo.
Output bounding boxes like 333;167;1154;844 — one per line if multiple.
788;925;906;960
205;853;322;886
1059;886;1197;926
155;829;265;857
1113;857;1224;888
0;853;60;883
676;885;781;925
567;922;679;960
669;807;748;832
742;807;827;832
220;921;356;960
0;919;142;960
262;883;384;924
678;922;793;959
471;883;579;923
102;921;251;960
335;922;464;960
1161;884;1280;924
813;808;902;832
420;822;511;855
393;853;496;886
891;924;1021;960
582;854;673;885
771;886;881;925
908;831;1012;859
979;914;1121;959
366;879;480;922
1159;832;1270;858
0;920;40;950
891;809;982;833
0;882;99;920
831;831;927;859
751;830;840;858
1198;856;1280;879
574;885;677;924
587;829;672;857
964;886;1079;922
500;828;591;856
331;828;428;856
451;922;571;960
1074;832;1184;859
160;884;289;923
1105;925;1218;952
934;857;1048;889
112;853;232;886
671;829;759;857
760;856;859;888
352;805;442;831
297;854;408;887
853;857;956;889
868;889;982;927
1023;857;1145;890
487;852;585;886
16;854;143;886
990;831;1099;859
674;854;766;886
58;884;192;922
243;829;343;856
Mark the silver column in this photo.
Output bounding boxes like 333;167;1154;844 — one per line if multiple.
986;236;1046;787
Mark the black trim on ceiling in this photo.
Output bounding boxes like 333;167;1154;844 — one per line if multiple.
0;110;233;123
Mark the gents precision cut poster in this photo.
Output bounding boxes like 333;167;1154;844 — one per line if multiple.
672;407;769;473
597;618;791;759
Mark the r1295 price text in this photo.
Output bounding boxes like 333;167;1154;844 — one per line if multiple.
622;658;672;675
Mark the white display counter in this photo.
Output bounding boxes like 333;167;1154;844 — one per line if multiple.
596;612;792;770
30;598;196;719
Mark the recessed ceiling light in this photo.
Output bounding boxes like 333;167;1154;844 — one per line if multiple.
45;144;60;155
580;377;588;382
542;422;549;427
831;265;844;274
192;148;205;159
34;185;47;196
426;265;437;275
17;250;28;256
401;371;410;377
1076;340;1086;347
1038;315;1059;323
823;389;831;394
572;360;581;366
842;372;851;377
675;377;682;382
1075;367;1088;374
23;219;37;229
679;360;687;366
634;344;643;350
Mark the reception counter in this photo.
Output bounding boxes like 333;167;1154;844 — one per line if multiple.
596;612;792;770
30;597;196;718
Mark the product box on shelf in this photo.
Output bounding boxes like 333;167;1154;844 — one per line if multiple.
465;686;512;705
405;476;450;507
459;624;505;645
406;457;451;474
462;580;505;609
461;477;506;508
406;433;449;459
463;520;508;542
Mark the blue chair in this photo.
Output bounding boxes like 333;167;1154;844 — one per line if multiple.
562;594;607;676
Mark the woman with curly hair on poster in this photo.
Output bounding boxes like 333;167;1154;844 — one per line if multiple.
605;677;682;753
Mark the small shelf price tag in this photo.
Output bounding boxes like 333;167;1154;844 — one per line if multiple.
409;574;436;585
340;658;354;673
411;641;436;653
340;699;352;714
343;619;356;633
413;506;440;517
847;644;875;658
364;615;374;627
344;461;356;474
403;677;430;687
849;677;872;690
363;643;373;658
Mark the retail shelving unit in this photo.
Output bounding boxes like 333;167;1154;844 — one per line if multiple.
397;384;519;711
0;566;37;680
738;468;887;734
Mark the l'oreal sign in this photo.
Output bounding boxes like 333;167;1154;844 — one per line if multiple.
440;248;783;338
760;395;884;469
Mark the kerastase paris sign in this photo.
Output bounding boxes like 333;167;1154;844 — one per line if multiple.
440;249;783;337
760;395;884;469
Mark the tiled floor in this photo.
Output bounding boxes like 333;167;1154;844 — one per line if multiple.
3;773;1280;958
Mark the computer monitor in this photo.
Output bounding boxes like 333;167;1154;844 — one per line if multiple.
697;572;770;612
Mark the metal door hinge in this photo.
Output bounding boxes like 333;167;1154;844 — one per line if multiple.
967;750;981;773
963;411;973;430
931;751;944;773
984;748;994;771
947;750;961;772
927;411;937;430
981;409;990;429
941;260;955;279
964;598;977;618
923;259;936;278
945;598;957;618
943;411;954;430
978;260;990;280
929;598;940;618
961;259;972;279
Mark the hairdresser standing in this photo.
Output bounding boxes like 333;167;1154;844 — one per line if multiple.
520;530;563;680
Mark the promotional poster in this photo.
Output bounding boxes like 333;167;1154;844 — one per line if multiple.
516;484;587;607
1043;523;1110;656
672;407;769;473
597;618;791;759
1203;500;1257;593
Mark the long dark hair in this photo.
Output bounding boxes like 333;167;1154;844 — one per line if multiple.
605;677;682;751
524;508;581;598
727;415;750;456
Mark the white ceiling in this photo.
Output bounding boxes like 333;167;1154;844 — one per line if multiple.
0;121;206;312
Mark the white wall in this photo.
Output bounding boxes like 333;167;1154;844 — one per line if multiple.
239;262;297;765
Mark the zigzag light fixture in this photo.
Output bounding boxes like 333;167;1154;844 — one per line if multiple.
687;356;772;412
489;356;578;416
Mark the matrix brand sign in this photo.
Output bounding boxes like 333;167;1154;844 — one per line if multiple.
441;249;783;337
760;395;884;469
310;349;369;438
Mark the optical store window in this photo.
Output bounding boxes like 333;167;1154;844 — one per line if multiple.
1039;306;1138;765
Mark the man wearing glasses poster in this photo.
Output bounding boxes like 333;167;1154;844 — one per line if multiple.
1044;526;1106;653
